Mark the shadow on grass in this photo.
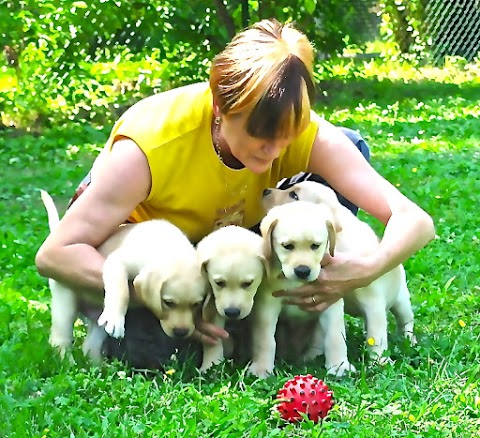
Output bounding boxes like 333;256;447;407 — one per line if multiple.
317;77;480;109
309;77;480;147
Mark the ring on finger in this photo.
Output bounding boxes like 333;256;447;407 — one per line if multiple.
311;296;317;304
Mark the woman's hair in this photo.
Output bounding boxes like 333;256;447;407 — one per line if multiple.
210;19;316;139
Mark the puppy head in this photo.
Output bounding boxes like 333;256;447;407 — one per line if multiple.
133;263;207;339
262;181;342;232
197;226;268;320
260;201;335;282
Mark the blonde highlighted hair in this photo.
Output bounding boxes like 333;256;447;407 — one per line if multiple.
210;19;316;139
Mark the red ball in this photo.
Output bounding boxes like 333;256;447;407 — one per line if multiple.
276;374;334;423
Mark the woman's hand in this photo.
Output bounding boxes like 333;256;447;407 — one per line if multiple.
192;316;229;345
273;252;377;312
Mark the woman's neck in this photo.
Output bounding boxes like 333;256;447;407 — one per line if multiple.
217;137;244;169
212;118;244;169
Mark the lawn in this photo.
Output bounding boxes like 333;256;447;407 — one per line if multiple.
0;64;479;437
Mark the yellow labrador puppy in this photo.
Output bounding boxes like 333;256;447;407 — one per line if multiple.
196;225;268;372
262;181;416;362
249;201;356;378
40;190;207;361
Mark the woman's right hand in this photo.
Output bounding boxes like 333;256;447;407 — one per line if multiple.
193;316;229;345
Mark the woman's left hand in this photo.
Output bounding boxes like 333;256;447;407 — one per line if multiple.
272;252;376;312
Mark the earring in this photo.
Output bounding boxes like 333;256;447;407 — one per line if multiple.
214;116;221;125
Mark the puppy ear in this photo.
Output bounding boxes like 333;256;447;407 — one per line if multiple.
260;215;278;261
201;289;215;321
326;220;336;257
259;255;271;279
200;259;209;281
319;202;342;233
133;268;165;313
329;205;343;233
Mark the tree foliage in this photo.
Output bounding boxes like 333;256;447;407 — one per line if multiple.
0;0;376;129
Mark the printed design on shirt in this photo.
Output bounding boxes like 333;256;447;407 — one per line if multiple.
213;199;246;230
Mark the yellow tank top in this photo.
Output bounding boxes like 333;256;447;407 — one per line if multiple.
105;82;318;243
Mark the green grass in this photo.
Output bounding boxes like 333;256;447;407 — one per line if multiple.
1;65;479;437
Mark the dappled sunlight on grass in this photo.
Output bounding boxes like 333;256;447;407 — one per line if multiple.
317;56;480;86
313;73;480;159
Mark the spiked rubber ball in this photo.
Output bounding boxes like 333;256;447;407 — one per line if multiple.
276;374;334;423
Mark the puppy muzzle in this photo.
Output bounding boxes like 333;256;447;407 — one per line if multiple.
224;307;241;319
172;327;190;338
294;265;311;280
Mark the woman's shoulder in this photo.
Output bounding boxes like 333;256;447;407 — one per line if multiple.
129;82;211;113
108;82;212;149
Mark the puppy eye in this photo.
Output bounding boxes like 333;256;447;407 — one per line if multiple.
289;191;299;200
215;280;226;288
163;300;176;308
241;280;253;289
311;243;320;250
282;243;294;251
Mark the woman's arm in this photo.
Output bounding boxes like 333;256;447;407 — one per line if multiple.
35;138;228;343
311;119;435;276
35;139;151;294
276;119;435;311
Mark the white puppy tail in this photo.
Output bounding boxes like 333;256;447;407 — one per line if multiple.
40;190;60;231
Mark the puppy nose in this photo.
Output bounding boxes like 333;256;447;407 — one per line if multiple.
262;189;272;197
294;265;311;279
172;327;189;338
224;307;241;319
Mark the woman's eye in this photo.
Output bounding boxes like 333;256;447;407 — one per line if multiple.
283;243;294;250
289;191;299;200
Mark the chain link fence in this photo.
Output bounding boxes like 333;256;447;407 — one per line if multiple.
423;0;480;63
355;0;480;63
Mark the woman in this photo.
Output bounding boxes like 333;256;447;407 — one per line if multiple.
36;19;434;367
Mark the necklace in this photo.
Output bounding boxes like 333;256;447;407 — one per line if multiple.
212;116;248;228
213;116;242;169
213;116;225;163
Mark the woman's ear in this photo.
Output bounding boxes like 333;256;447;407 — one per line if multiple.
212;98;221;119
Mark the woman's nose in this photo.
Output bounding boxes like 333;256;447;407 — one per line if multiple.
262;140;287;158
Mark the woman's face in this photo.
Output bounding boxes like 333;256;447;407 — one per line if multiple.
220;113;293;174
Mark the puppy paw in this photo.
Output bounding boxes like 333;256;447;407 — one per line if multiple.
326;361;356;377
200;354;226;373
199;361;214;373
83;348;103;365
248;362;273;379
303;346;324;361
405;332;417;346
82;340;103;364
52;346;75;365
49;336;75;362
49;343;69;359
97;312;125;339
